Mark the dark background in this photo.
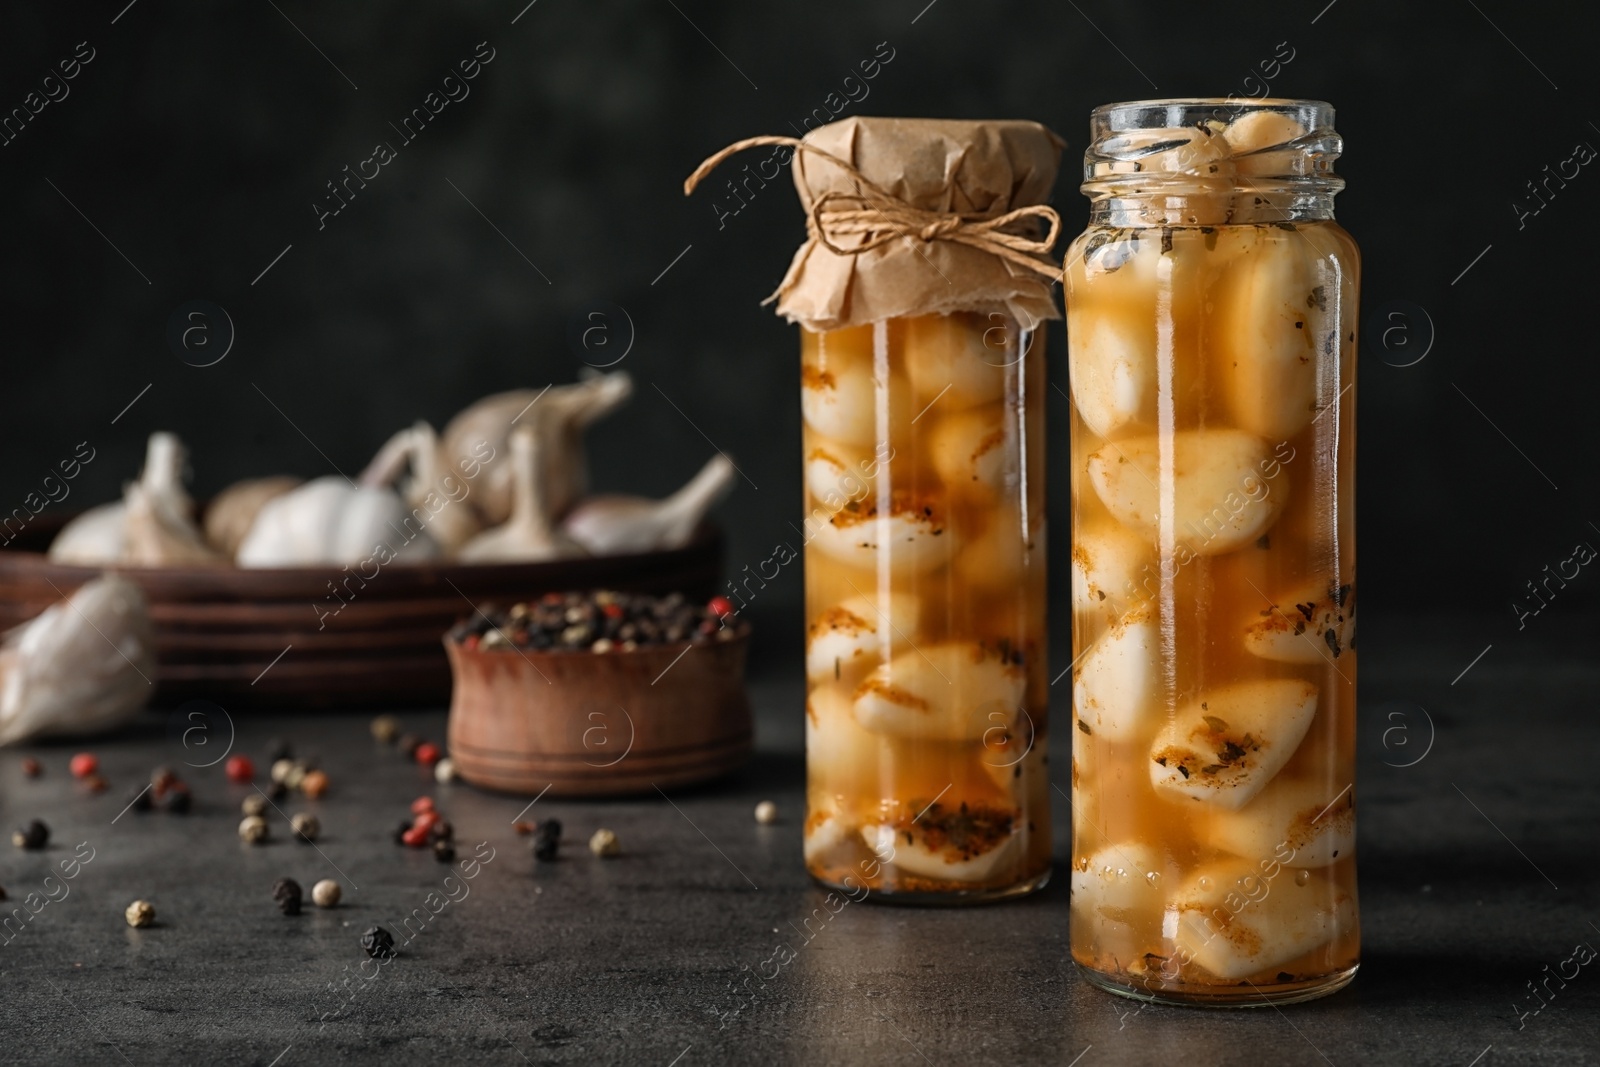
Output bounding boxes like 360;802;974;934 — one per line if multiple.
1;0;1593;669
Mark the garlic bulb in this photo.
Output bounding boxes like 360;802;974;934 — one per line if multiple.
457;424;584;563
49;432;194;565
203;476;302;557
47;502;126;565
442;372;633;526
560;454;735;555
361;422;482;555
0;575;155;746
236;477;440;566
123;481;226;567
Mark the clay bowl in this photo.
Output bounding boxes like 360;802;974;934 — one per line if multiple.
445;627;753;797
0;512;724;708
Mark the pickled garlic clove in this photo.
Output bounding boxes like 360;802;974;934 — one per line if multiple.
809;491;958;576
927;408;1015;499
801;361;908;446
1243;582;1355;664
803;797;855;865
1066;312;1155;440
805;594;921;689
1134;126;1235;181
1073;604;1160;743
1169;859;1355;980
1204;777;1355;870
1148;679;1318;810
901;313;1010;410
1224;112;1308;178
853;643;1025;742
805;438;883;506
1214;233;1333;440
953;500;1037;593
861;801;1021;884
1069;842;1163;929
978;710;1045;801
806;684;885;797
1071;519;1151;624
1086;430;1285;557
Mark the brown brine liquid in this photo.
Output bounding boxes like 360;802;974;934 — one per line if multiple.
800;313;1051;900
1065;220;1360;1000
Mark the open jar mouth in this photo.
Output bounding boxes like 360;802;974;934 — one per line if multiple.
1083;97;1342;196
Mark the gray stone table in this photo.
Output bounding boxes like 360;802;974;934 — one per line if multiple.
3;610;1597;1066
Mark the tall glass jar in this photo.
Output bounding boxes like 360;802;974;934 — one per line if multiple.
801;311;1051;901
1064;99;1359;1004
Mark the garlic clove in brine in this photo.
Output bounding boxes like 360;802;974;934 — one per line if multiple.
560;454;735;556
0;574;155;746
203;476;301;558
456;424;585;563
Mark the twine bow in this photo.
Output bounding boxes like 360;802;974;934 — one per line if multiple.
684;135;1062;282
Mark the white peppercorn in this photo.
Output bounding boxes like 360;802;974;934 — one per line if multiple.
754;800;778;825
125;900;155;928
241;794;269;818
433;757;457;784
589;828;621;857
238;815;269;844
291;812;320;843
311;879;341;908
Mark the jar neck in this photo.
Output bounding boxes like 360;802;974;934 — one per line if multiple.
1081;98;1343;227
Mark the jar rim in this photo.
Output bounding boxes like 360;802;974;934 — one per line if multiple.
1091;97;1333;116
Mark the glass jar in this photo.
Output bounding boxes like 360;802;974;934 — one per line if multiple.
1064;99;1359;1004
801;311;1051;901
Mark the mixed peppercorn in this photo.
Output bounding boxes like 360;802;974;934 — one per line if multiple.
447;591;744;654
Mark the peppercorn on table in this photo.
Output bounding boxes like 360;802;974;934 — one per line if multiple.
1;615;1596;1066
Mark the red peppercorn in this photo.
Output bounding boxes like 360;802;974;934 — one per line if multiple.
69;753;98;779
225;755;255;784
601;602;624;620
708;595;735;618
512;821;535;836
84;774;109;794
414;742;442;767
21;757;41;778
412;811;440;833
464;634;480;650
411;796;436;815
400;826;429;849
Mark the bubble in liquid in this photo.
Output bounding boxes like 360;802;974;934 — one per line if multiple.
1145;871;1161;886
1197;877;1212;892
1294;869;1311;886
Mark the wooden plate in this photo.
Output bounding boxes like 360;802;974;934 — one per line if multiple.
0;512;724;708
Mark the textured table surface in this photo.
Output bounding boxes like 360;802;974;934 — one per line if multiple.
3;611;1597;1067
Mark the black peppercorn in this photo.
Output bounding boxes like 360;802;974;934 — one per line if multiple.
266;739;293;763
361;925;396;959
394;819;414;846
272;878;303;916
267;780;289;802
12;819;48;850
165;786;193;814
396;734;422;758
531;817;561;861
126;785;154;813
432;839;456;863
429;819;454;843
